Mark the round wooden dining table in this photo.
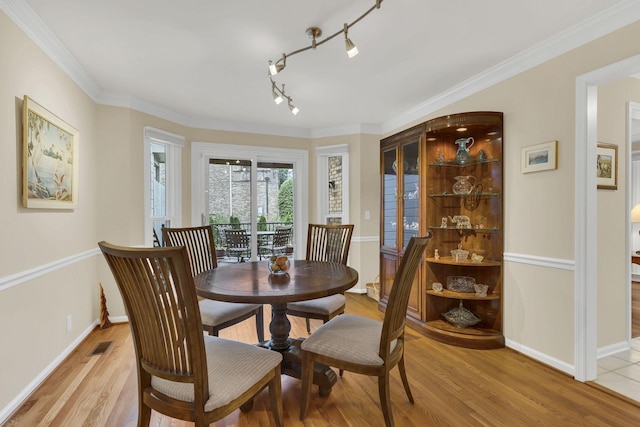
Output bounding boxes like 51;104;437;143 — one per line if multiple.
194;259;359;395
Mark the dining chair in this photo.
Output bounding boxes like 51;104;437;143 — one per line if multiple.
163;225;264;342
98;241;283;427
299;235;430;427
224;228;251;262
286;224;354;333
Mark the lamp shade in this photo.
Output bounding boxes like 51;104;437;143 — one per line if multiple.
632;204;640;223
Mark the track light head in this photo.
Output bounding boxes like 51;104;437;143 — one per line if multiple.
344;24;359;58
288;99;299;115
272;90;283;104
271;81;284;104
268;54;286;76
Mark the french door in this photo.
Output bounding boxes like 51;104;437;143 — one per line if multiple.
191;143;309;261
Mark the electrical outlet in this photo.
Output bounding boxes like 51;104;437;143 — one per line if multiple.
66;314;72;332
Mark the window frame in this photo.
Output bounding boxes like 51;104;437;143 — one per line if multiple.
143;126;184;246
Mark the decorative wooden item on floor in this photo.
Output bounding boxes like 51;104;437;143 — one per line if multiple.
99;283;112;329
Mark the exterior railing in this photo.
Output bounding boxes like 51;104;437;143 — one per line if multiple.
210;222;293;253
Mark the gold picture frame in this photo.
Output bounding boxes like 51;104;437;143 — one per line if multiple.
521;140;557;174
22;96;79;209
597;142;618;190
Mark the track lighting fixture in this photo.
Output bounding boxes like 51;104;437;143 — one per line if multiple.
267;0;382;115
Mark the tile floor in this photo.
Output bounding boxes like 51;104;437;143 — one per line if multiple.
595;336;640;402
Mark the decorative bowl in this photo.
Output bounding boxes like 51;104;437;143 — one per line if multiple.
442;301;481;328
471;253;484;263
268;256;290;275
446;276;476;293
450;248;469;262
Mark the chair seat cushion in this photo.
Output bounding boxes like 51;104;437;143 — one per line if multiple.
199;300;261;326
152;336;282;411
286;294;345;315
301;314;395;366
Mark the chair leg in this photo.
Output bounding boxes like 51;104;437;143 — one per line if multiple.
138;402;151;427
269;366;284;427
299;351;314;420
378;371;394;427
256;306;265;342
305;317;311;334
398;354;414;403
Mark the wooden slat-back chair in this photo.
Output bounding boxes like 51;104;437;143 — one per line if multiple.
286;224;355;333
162;225;264;341
98;241;283;427
299;235;430;427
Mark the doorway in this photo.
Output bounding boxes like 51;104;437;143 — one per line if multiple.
576;55;640;382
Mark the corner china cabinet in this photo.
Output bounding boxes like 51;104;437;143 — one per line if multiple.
379;111;504;349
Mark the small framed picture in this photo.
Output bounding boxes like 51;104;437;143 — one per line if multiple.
521;140;557;174
597;142;618;190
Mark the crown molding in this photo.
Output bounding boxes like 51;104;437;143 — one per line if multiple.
3;0;640;139
381;0;640;135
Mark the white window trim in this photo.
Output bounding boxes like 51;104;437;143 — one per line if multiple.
143;126;184;246
191;142;309;259
316;144;349;224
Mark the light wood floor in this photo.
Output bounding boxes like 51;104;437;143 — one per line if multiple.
5;294;640;426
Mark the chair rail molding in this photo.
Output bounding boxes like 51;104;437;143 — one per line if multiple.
0;247;99;292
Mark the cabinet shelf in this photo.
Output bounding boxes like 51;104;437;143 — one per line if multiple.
426;289;500;300
426;256;501;267
429;193;500;199
427;158;500;167
428;226;499;233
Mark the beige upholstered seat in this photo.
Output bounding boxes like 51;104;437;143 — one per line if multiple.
286;224;354;333
163;225;264;342
299;235;430;427
99;241;283;427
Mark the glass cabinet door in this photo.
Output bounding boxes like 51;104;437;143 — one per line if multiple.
402;141;420;249
382;147;398;248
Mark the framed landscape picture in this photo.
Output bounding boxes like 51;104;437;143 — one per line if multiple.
597;142;617;190
521;140;557;174
22;96;79;209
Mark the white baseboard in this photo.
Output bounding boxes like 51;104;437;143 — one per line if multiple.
597;340;631;359
0;320;99;424
506;338;575;377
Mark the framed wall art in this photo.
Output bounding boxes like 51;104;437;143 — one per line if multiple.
22;96;79;209
521;140;557;174
597;142;618;190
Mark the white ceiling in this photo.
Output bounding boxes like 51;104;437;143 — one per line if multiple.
4;0;640;137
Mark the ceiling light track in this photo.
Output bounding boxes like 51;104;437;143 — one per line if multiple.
267;0;383;115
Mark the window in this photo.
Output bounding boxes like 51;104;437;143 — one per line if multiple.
316;145;349;225
144;127;184;246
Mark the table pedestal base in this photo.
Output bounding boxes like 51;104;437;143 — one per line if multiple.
259;338;337;396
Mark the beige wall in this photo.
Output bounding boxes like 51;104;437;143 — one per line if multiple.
0;11;101;412
3;5;640;419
